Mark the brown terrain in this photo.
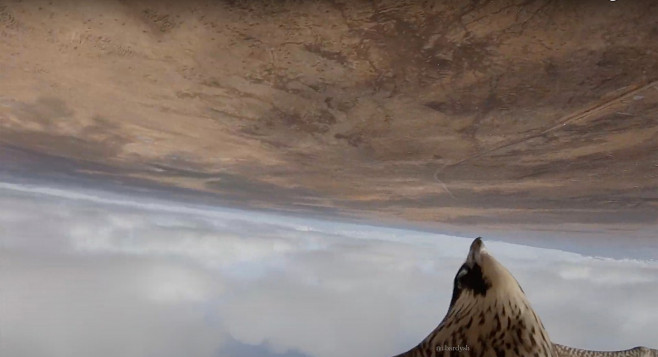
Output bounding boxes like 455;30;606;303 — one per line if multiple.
1;0;657;243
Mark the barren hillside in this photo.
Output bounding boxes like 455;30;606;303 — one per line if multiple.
1;0;657;241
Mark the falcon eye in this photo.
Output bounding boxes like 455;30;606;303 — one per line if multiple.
457;265;470;279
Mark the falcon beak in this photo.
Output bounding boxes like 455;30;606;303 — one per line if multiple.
467;237;486;266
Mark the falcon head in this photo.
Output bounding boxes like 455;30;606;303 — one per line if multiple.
449;237;525;309
409;237;555;356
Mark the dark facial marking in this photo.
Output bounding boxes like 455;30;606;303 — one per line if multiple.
449;263;491;308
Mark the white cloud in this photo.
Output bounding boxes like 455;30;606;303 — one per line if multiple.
0;182;656;357
0;253;227;357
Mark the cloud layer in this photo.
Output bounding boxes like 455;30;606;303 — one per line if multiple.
0;182;656;357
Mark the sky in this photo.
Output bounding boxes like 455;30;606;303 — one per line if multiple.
0;181;657;357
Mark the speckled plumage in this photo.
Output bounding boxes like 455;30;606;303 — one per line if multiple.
392;238;658;357
554;344;658;357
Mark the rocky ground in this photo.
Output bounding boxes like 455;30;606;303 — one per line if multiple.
1;0;657;243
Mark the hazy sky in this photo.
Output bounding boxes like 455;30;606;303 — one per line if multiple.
0;181;656;357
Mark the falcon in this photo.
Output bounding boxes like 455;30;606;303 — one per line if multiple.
393;238;657;357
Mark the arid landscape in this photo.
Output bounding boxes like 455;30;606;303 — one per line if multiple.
1;0;657;242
